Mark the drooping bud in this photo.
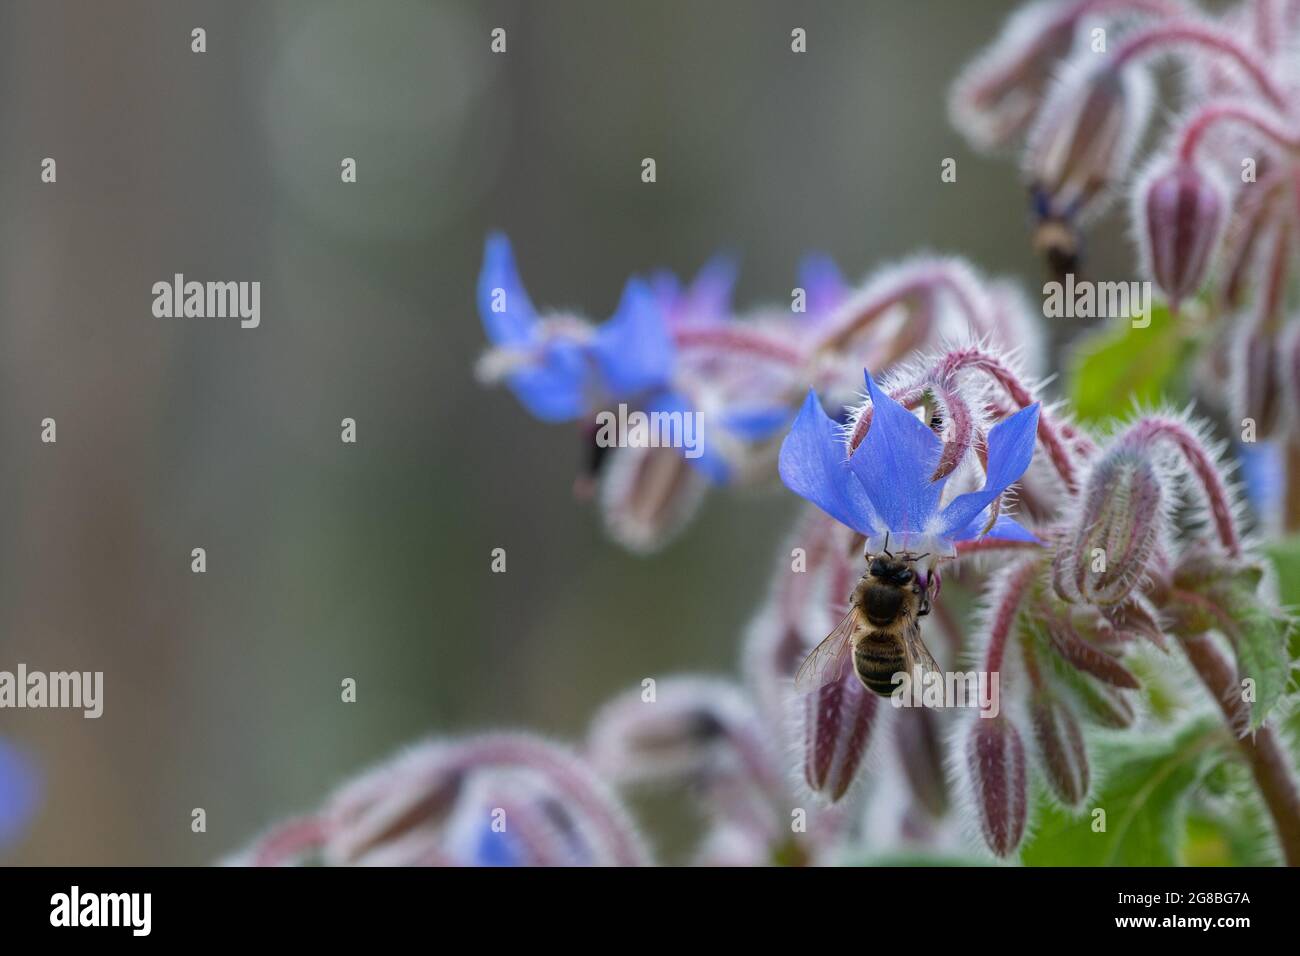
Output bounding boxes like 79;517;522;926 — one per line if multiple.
1069;673;1138;729
599;443;708;553
894;706;949;818
587;678;766;789
321;741;464;865
1230;317;1284;440
805;668;879;802
964;715;1028;857
1024;61;1152;225
1136;157;1226;310
1103;596;1168;651
1055;448;1163;605
948;2;1080;152
321;735;648;867
1030;693;1089;806
1045;614;1140;688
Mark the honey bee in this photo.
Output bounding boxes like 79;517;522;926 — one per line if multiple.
795;545;940;697
1030;186;1084;280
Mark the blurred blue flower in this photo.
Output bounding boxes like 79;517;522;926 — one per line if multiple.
1237;440;1281;523
779;371;1040;553
470;821;524;867
477;234;674;422
650;252;739;327
796;253;848;320
0;739;39;850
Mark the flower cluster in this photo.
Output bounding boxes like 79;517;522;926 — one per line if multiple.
951;0;1300;445
476;235;1043;552
224;4;1300;869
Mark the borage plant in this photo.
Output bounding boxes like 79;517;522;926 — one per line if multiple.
226;0;1300;867
232;272;1300;867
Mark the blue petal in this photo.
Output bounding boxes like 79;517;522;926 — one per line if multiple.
797;253;848;317
649;392;728;483
681;253;739;321
981;514;1041;544
0;740;39;848
1237;441;1282;520
471;822;524;867
592;278;674;396
938;403;1040;540
779;391;876;535
477;234;538;347
849;372;945;533
507;339;589;422
718;405;792;441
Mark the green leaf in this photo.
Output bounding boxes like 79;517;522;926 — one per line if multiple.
1176;560;1294;729
1227;598;1292;729
1265;535;1300;610
1068;304;1194;424
1021;718;1225;866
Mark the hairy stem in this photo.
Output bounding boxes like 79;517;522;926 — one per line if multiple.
1116;417;1241;556
1181;634;1300;866
1286;437;1300;532
1178;100;1300;162
1112;21;1287;108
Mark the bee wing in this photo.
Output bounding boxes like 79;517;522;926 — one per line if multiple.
793;608;860;694
900;616;941;681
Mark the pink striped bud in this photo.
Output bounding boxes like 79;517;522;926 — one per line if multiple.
1056;448;1164;605
1230;319;1284;440
894;707;949;818
964;715;1028;857
1136;158;1226;311
805;666;879;802
1030;693;1089;806
599;444;708;553
1024;62;1152;224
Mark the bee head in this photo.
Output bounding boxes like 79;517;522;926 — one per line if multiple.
868;556;916;587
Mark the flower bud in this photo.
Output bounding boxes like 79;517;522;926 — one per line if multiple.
587;678;760;788
599;443;708;554
949;2;1080;151
1230;318;1284;439
1103;597;1168;651
322;735;648;867
964;715;1028;857
894;707;949;818
1071;675;1137;729
1030;693;1089;806
1024;62;1152;224
1045;615;1140;689
805;667;880;802
1137;158;1226;311
1057;449;1163;605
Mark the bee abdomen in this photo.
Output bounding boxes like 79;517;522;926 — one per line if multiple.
853;633;905;697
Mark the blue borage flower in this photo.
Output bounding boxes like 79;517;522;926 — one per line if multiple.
477;233;674;423
478;234;800;486
778;370;1040;557
0;738;39;849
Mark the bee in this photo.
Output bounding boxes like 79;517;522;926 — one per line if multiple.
1030;186;1084;280
795;545;940;697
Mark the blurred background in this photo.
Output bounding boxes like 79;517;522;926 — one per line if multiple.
0;0;1139;864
